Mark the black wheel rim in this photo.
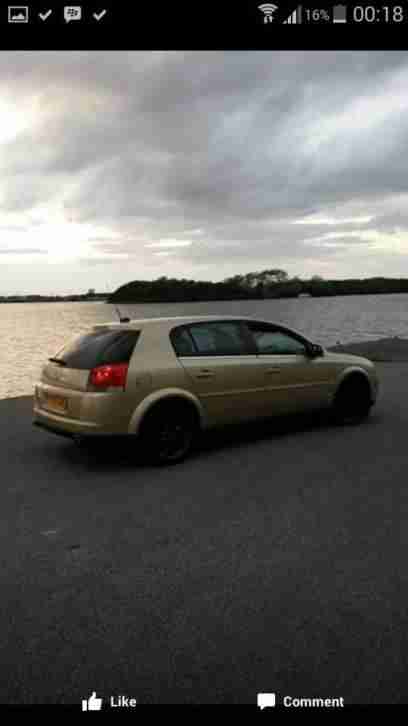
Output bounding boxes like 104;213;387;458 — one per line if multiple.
155;419;192;461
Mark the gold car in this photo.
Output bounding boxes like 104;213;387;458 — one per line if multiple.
33;316;379;464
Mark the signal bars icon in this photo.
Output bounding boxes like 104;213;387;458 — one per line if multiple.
258;4;278;23
283;6;302;23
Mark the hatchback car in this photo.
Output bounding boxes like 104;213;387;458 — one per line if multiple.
33;316;379;464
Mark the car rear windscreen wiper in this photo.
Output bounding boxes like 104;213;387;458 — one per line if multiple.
48;357;67;366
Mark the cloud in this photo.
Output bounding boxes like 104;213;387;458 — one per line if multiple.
78;256;129;266
0;248;47;255
145;240;193;248
1;51;408;294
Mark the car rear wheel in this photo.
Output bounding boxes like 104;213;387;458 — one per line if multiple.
139;401;198;465
331;376;372;425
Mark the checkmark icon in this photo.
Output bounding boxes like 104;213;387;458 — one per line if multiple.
39;9;52;21
93;9;107;21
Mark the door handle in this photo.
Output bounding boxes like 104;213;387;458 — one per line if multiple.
265;368;281;374
196;369;215;379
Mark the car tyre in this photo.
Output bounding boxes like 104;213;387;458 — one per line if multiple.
139;400;199;465
331;376;372;425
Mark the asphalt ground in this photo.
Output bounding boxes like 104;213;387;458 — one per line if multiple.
1;362;407;705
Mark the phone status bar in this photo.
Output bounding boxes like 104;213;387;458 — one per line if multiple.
1;3;407;49
2;4;408;25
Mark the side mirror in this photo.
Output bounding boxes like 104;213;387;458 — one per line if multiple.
306;343;324;358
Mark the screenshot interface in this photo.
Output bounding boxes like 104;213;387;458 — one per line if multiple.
0;1;407;712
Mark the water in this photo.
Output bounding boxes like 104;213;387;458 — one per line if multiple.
1;293;407;399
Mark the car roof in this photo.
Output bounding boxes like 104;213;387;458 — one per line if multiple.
94;315;259;329
93;315;296;331
92;315;313;343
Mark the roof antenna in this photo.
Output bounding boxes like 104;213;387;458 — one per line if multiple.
107;281;130;323
115;306;130;324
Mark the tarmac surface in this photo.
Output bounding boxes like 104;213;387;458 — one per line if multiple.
1;356;408;705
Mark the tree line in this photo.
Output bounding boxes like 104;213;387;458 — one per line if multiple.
108;270;408;303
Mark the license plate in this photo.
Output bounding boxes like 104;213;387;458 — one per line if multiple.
43;394;67;414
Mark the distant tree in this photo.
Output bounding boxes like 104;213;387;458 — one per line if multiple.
263;269;289;283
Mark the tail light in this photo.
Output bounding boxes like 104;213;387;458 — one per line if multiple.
89;362;129;389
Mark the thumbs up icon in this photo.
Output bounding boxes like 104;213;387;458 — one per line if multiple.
82;692;103;711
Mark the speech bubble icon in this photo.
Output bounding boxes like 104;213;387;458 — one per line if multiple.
257;693;276;709
64;6;82;23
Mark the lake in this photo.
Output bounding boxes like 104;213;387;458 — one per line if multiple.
1;293;407;399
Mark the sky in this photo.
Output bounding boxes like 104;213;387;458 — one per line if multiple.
1;50;408;295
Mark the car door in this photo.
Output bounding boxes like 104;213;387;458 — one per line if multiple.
171;320;264;425
243;321;335;416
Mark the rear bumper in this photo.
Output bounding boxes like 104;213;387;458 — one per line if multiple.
32;400;134;440
33;381;136;436
33;403;104;436
33;418;132;441
33;419;75;439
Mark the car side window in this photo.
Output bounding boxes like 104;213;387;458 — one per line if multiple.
247;323;306;355
183;321;251;356
170;327;197;356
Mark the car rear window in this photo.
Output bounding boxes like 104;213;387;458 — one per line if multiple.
55;329;140;370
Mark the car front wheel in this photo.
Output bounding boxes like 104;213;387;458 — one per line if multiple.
331;376;372;425
139;401;198;465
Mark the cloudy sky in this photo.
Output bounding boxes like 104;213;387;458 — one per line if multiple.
1;50;408;295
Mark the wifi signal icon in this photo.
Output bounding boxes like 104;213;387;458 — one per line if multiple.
258;4;278;23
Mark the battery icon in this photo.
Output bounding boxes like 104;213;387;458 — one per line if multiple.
333;4;347;23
